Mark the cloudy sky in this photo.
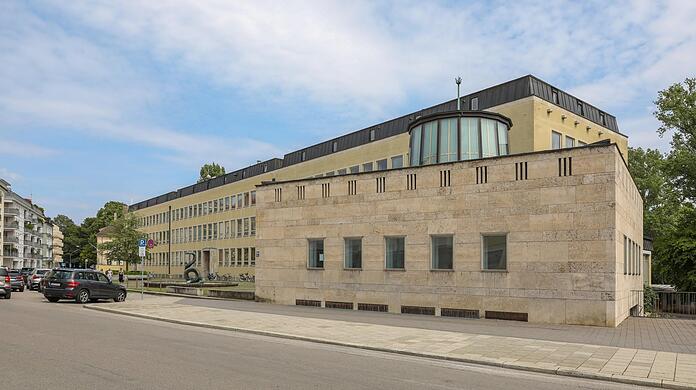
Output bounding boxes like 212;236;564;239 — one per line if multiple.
1;0;695;222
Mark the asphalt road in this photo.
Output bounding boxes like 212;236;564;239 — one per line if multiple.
1;291;655;390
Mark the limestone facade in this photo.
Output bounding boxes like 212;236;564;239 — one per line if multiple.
255;144;643;327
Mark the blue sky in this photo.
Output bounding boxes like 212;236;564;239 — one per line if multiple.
1;0;695;223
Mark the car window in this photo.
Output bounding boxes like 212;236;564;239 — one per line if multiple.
97;273;109;283
85;272;98;281
0;269;7;276
36;269;49;275
51;270;73;280
75;272;86;280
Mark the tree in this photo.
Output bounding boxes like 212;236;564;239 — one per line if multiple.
79;201;127;265
198;162;226;182
636;77;696;290
53;214;85;265
98;213;145;271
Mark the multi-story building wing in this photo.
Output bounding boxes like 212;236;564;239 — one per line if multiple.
130;75;629;279
1;179;51;269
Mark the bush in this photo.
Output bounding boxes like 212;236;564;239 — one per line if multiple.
644;284;657;314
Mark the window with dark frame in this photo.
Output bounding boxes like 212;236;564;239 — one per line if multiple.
552;89;559;104
369;128;376;141
385;237;405;269
344;238;362;269
308;239;324;268
470;97;479;110
431;235;453;270
482;234;507;270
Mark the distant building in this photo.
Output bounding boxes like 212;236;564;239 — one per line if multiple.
51;224;64;267
96;225;126;272
1;179;51;269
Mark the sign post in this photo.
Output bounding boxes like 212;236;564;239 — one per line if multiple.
138;239;147;300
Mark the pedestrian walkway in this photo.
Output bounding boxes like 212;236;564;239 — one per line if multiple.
88;297;696;389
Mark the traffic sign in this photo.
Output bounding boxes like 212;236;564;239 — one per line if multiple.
147;239;155;249
138;246;146;257
138;239;146;248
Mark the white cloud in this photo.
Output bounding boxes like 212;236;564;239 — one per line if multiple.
0;167;22;182
0;139;60;158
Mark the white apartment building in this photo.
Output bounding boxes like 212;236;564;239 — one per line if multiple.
1;179;52;269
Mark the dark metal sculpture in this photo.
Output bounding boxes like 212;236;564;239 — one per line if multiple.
183;251;202;284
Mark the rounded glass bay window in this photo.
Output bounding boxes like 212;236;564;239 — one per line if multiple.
409;111;512;167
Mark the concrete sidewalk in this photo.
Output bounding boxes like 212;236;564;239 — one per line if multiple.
87;296;696;389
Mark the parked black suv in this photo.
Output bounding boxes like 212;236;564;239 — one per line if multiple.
43;269;127;303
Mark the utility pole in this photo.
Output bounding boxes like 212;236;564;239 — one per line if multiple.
168;205;172;276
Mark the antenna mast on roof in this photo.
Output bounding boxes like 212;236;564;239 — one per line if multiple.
455;77;462;111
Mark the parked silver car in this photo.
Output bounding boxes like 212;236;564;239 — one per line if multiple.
28;269;51;291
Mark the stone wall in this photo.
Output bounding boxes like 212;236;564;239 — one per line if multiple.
255;144;642;326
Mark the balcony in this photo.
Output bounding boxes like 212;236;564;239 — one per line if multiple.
3;236;19;244
5;208;19;216
4;221;19;230
3;250;18;258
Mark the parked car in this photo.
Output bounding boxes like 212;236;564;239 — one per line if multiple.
43;269;127;303
27;268;51;291
0;268;11;299
38;270;54;293
20;267;34;285
8;270;24;292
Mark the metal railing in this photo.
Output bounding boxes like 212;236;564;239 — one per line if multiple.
654;292;696;317
3;221;19;229
4;208;19;216
3;236;19;244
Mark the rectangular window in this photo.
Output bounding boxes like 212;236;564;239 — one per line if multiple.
551;131;562;150
213;199;218;213
391;155;403;169
244;218;250;237
439;118;458;162
243;248;249;266
385;237;405;269
244;192;250;207
250;217;256;236
600;113;606;126
577;101;584;116
578;140;587;146
337;168;347;175
431;235;453;270
362;162;373;172
482;235;507;270
225;197;230;210
251;191;256;206
348;165;359;174
230;248;236;266
460;118;480;160
551;89;559;104
344;238;362;269
237;195;243;209
470;97;479;110
565;136;575;148
237;248;243;266
231;195;236;209
225;221;230;239
332;141;338;152
369;128;376;141
410;125;422;166
308;239;325;268
251;247;256;266
325;171;335;177
236;219;243;237
376;159;388;171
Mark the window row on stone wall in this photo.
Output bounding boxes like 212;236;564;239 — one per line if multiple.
306;234;507;271
144;248;256;268
138;190;257;227
280;157;576;202
146;217;256;246
623;235;642;276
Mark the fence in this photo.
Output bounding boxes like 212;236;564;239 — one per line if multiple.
654;292;696;317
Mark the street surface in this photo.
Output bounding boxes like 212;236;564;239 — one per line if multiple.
2;291;657;390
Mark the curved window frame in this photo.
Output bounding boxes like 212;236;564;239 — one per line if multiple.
408;111;512;167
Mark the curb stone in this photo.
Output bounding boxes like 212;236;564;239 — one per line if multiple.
85;305;694;390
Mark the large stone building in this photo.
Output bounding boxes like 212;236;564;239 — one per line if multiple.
255;142;644;327
130;75;630;283
1;179;53;269
51;223;64;267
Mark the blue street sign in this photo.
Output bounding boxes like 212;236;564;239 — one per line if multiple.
138;239;146;247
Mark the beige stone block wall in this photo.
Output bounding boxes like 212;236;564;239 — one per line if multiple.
256;145;642;327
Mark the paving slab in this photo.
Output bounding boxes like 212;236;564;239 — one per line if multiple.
86;296;696;389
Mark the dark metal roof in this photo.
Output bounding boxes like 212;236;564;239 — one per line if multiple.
129;75;622;212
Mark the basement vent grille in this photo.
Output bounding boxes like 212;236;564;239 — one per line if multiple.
295;299;321;307
441;308;479;318
325;301;354;310
407;173;417;190
357;303;388;312
485;311;528;322
401;306;436;315
476;166;488;184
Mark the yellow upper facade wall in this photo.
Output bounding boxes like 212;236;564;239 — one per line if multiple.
132;96;629;221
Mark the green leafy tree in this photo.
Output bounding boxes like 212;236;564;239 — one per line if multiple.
198;162;226;182
53;214;85;266
98;213;145;271
79;201;127;265
640;77;696;290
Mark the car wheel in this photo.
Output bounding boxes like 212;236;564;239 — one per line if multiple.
19;288;24;292
114;291;127;302
76;289;90;304
47;297;60;303
5;292;11;299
